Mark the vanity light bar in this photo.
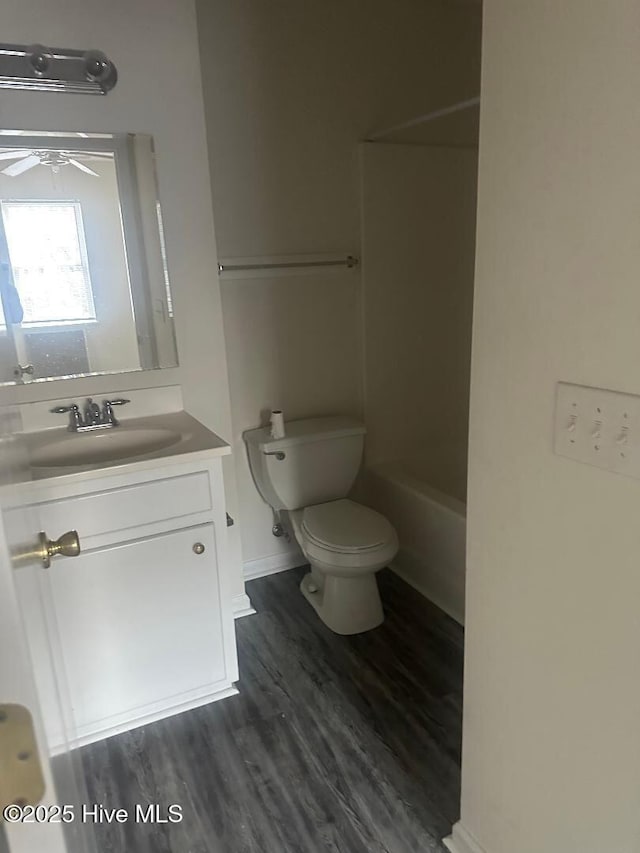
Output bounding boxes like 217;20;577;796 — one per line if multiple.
0;43;117;94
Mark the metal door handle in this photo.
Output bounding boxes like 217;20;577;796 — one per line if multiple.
38;530;81;568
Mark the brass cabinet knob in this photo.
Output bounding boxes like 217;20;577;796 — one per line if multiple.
192;542;205;555
39;530;81;569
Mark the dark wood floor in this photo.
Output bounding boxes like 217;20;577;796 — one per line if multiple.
80;567;464;853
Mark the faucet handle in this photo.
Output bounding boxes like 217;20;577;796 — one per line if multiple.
102;398;130;427
50;403;82;431
50;404;77;414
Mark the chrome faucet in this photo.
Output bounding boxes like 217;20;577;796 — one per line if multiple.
50;398;130;432
84;398;102;426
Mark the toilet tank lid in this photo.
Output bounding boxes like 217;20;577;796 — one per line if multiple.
243;416;365;451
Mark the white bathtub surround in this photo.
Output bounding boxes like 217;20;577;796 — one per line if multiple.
358;143;477;626
360;144;477;476
359;460;466;625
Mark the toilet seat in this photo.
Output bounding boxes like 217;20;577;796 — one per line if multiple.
302;499;395;554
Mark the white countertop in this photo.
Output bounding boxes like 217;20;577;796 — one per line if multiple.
11;411;230;492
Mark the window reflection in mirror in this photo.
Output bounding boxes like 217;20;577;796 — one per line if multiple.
0;131;178;385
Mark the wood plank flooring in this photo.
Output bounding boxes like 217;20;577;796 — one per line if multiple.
80;567;464;853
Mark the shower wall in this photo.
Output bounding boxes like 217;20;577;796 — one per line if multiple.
360;143;478;501
359;142;478;620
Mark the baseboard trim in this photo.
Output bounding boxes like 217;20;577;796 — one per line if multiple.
243;550;305;581
232;592;256;619
63;684;239;751
390;554;464;626
444;822;487;853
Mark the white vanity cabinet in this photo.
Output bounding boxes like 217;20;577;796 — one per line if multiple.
6;445;239;748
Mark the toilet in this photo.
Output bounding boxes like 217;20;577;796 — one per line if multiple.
243;416;398;635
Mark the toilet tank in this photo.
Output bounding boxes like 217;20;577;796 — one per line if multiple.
243;416;366;511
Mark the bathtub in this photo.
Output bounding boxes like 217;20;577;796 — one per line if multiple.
359;456;467;625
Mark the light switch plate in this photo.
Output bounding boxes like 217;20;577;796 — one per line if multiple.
554;382;640;478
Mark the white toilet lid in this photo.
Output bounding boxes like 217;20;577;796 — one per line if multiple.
302;499;394;553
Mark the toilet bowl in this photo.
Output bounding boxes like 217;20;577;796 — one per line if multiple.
243;415;399;635
291;499;398;635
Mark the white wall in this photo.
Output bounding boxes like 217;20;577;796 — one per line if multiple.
0;0;245;601
197;0;482;570
360;143;478;500
454;3;640;853
197;0;481;258
221;270;362;567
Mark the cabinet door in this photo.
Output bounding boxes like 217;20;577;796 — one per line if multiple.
48;523;225;739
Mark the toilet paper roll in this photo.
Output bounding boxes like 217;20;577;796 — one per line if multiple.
270;410;285;439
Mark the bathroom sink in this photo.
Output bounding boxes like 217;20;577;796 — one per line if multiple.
30;426;182;468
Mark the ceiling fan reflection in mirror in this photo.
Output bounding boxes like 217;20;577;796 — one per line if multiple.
0;148;113;177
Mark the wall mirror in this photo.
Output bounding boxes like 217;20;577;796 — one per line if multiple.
0;130;178;386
